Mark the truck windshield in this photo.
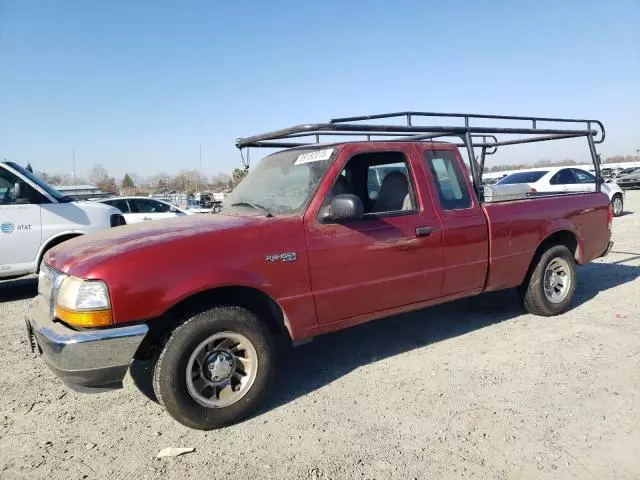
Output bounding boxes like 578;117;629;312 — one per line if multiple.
5;162;72;202
497;171;548;184
222;147;335;216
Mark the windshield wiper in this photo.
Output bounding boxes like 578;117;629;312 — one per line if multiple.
230;202;274;217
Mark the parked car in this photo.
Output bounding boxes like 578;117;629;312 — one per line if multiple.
616;167;638;177
0;161;125;279
615;168;640;189
601;167;615;179
27;112;613;430
497;167;626;216
96;196;192;224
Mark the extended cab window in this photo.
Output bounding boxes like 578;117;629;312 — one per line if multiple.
0;167;48;205
424;150;471;210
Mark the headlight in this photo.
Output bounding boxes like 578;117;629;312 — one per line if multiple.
55;276;113;327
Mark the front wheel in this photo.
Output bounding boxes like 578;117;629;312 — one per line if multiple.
519;245;576;316
152;306;275;430
612;194;624;217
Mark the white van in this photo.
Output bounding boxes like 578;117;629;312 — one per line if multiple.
0;161;125;279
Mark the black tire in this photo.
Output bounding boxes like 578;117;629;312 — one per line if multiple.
152;306;275;430
519;245;576;316
612;194;624;217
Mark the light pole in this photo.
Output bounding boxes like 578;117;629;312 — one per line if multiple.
72;149;77;186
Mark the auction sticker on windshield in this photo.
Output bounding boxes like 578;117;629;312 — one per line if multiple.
294;148;334;165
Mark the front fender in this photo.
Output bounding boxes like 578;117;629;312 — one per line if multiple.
107;265;276;324
157;267;274;317
37;230;87;268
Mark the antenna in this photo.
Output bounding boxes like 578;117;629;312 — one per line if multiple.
198;120;203;193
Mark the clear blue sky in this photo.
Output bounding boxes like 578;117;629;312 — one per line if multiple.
1;0;639;179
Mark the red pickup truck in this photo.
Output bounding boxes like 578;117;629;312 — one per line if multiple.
27;112;613;429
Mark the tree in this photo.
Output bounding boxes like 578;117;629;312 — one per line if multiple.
35;170;50;183
25;162;34;173
87;163;117;194
156;177;168;192
88;163;109;186
121;173;135;189
231;166;249;187
50;174;63;185
97;177;118;195
211;173;231;191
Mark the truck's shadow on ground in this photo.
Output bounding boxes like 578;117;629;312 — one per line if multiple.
130;257;640;413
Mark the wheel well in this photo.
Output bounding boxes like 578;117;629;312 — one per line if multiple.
537;231;579;260
37;234;83;269
520;230;579;287
136;286;291;359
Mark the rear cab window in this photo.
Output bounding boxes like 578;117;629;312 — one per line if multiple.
423;150;472;210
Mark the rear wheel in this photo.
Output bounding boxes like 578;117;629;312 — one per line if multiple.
152;306;275;430
612;194;624;217
520;245;576;316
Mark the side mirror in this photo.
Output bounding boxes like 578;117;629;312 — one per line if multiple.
14;182;22;199
328;194;364;222
170;206;178;213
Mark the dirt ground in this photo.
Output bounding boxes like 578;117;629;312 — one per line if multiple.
1;191;639;480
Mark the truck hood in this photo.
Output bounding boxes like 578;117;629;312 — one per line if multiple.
46;214;264;277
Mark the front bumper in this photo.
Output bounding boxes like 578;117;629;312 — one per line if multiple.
27;295;148;392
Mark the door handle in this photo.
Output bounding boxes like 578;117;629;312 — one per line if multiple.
143;216;152;221
415;226;435;237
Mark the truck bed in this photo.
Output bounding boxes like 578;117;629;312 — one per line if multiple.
482;192;611;292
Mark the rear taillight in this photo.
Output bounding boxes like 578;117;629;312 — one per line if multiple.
607;203;613;231
529;187;537;193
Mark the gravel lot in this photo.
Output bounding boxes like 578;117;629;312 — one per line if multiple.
1;191;639;480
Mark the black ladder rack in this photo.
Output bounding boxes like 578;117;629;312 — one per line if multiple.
235;111;606;197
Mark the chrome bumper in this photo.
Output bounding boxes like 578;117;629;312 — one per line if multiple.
27;295;148;392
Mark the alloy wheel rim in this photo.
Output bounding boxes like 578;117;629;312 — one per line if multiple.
613;197;622;215
543;257;571;304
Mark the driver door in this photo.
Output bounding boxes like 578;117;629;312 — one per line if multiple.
304;144;445;325
0;167;43;274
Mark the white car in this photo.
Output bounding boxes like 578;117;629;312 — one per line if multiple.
497;167;625;216
97;196;193;224
0;161;125;279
